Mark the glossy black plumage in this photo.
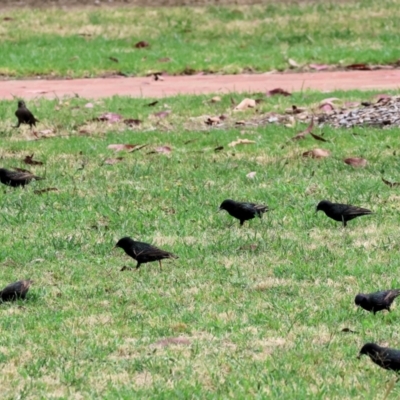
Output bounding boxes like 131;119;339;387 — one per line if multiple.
219;199;268;226
0;168;43;187
316;200;372;227
355;289;400;314
15;100;39;127
0;280;32;302
358;343;400;372
115;236;178;270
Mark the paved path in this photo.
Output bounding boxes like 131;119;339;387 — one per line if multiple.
1;70;399;100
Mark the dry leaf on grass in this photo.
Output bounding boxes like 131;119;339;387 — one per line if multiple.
246;171;256;179
104;158;123;165
310;132;327;142
34;188;58;195
210;96;221;103
344;157;367;167
346;63;371;70
84;102;94;108
107;144;146;152
124;118;142;126
382;178;400;188
228;139;256;147
24;154;43;166
285;105;307;115
95;113;122;123
135;41;149;48
234;98;256;111
109;57;119;63
302;148;330;158
309;63;329;71
152;110;171;118
266;88;291;97
291;119;314;140
214;146;224;152
287;58;300;68
205;116;223;126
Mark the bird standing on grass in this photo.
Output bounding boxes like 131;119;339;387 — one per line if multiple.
0;168;43;187
355;289;400;314
0;280;32;302
15;100;39;128
316;200;372;227
219;199;269;226
115;237;178;271
358;343;400;372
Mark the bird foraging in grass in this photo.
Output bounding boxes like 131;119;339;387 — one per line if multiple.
355;289;400;314
15;100;39;128
219;199;269;226
358;343;400;372
316;200;372;227
0;168;43;187
115;237;178;271
0;280;32;302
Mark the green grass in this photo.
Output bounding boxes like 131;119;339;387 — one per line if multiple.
0;90;400;397
1;0;400;77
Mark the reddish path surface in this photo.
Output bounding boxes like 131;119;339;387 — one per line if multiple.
1;70;400;100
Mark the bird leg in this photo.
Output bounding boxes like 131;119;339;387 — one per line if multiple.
159;261;163;271
135;262;141;270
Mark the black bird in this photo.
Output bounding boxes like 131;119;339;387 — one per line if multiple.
358;343;400;372
115;237;178;271
219;199;269;226
355;289;400;314
0;280;32;302
15;100;39;128
316;200;372;227
0;168;43;187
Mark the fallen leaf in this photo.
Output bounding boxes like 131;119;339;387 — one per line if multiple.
153;72;163;81
344;157;367;167
382;177;400;188
135;41;149;48
309;63;329;71
235;121;246;126
146;100;159;107
205;116;222;126
24;154;43;166
266;88;291;97
155;337;191;347
107;144;139;152
210;96;221;103
287;58;300;68
123;118;142;126
346;63;371;70
375;94;392;102
291;119;314;140
214;146;224;152
319;97;340;106
96;112;122;123
109;57;119;63
246;171;256;179
310;132;327;142
3;17;14;21
285;105;307;115
341;328;358;334
239;244;258;251
104;158;123;165
302;148;330;159
152;110;171;118
155;146;172;154
84;102;94;108
234;98;256;111
34;188;58;195
319;103;335;112
158;57;171;63
228;139;256;147
344;101;361;108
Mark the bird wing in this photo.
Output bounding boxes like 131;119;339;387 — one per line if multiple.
384;289;400;303
341;204;372;215
133;244;177;259
12;171;43;181
241;202;268;213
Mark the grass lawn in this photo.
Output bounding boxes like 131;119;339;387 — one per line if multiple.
0;90;400;397
1;0;400;77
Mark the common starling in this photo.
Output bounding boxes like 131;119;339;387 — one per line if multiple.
355;289;400;314
15;100;39;128
0;280;32;302
0;168;43;187
115;237;178;271
316;200;372;227
219;199;269;226
358;343;400;372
